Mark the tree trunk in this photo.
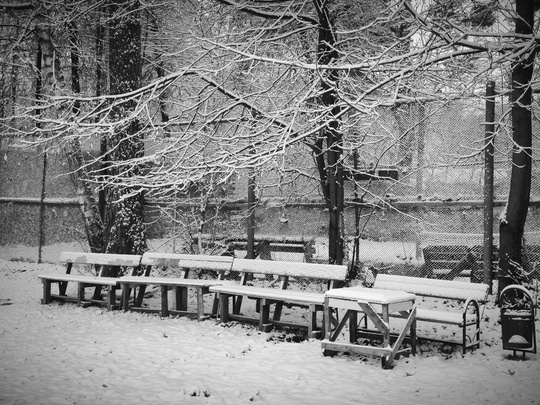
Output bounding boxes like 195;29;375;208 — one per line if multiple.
498;0;536;299
64;21;104;254
104;0;146;265
313;0;344;265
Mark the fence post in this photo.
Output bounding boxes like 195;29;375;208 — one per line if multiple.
38;149;47;264
247;164;256;259
483;81;496;292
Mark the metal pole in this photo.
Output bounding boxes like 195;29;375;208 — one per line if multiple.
484;81;495;292
247;164;256;259
38;150;47;264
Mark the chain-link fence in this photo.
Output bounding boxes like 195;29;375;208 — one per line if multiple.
3;92;540;294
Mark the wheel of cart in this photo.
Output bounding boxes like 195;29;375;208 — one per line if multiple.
500;284;537;358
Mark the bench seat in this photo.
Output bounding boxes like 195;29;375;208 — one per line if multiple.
209;285;325;306
210;258;348;338
38;252;144;311
118;253;235;320
414;308;477;325
119;276;230;320
38;274;119;285
38;274;120;310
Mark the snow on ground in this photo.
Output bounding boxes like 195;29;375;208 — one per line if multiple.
1;243;540;405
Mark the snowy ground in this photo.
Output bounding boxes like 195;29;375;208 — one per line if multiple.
1;242;540;405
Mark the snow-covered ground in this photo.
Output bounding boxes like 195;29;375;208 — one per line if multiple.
1;242;540;405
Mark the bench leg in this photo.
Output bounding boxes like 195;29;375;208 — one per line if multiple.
42;280;52;304
59;281;69;296
273;302;284;322
160;285;169;317
174;287;188;311
309;304;322;339
122;285;130;312
233;296;243;315
77;283;85;306
211;293;220;317
196;288;205;321
259;299;272;332
218;293;230;323
107;286;116;311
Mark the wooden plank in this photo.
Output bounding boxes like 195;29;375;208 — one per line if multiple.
321;340;392;358
230;259;347;280
140;252;233;271
59;252;142;267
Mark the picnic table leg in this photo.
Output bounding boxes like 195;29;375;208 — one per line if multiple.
410;315;417;356
385;306;417;369
324;297;332;341
160;285;169;317
42;279;52;304
349;311;358;343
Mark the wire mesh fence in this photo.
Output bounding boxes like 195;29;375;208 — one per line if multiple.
3;92;540;293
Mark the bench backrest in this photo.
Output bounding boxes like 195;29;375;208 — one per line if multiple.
230;258;348;281
374;274;489;303
141;253;234;272
60;252;143;267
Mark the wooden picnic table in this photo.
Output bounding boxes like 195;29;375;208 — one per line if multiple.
321;287;417;369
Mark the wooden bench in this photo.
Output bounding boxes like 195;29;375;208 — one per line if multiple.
38;252;143;310
118;253;234;320
373;274;490;354
209;259;348;338
419;231;540;282
418;232;494;281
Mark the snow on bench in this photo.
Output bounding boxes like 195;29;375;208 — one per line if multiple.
38;252;144;310
209;258;348;338
118;253;234;320
374;274;490;354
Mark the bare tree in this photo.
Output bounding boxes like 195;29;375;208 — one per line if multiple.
498;0;538;296
2;0;539;279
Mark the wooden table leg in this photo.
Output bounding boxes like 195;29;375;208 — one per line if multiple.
349;311;358;343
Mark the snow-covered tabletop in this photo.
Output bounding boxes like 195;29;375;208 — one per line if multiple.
325;286;416;305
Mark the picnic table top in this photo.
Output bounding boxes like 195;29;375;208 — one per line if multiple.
325;286;416;305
